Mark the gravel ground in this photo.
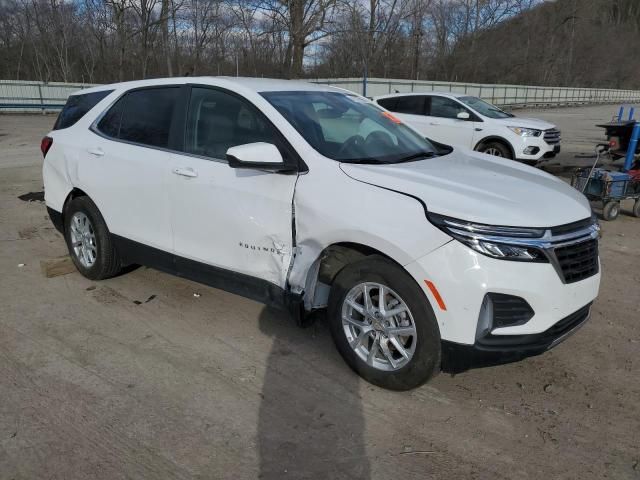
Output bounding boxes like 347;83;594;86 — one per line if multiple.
0;109;638;479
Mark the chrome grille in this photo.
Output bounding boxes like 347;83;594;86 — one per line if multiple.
543;128;561;145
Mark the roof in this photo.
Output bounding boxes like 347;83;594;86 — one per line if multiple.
73;76;340;96
374;91;471;100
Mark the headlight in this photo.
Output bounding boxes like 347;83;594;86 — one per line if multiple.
508;126;541;137
427;213;548;262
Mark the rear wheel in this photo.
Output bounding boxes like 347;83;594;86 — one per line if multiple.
64;196;122;280
633;199;640;218
328;256;441;390
602;201;620;221
479;141;512;159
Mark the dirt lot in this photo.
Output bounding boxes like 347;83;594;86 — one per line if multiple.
1;107;639;479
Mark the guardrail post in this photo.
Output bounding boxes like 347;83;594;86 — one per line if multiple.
37;83;44;114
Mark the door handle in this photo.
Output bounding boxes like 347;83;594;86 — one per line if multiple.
172;167;198;178
87;147;104;157
429;122;441;126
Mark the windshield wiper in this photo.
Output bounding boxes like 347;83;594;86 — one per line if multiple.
339;158;391;165
489;107;514;117
394;151;437;163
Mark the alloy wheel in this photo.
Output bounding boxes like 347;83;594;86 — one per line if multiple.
69;212;97;268
341;282;417;371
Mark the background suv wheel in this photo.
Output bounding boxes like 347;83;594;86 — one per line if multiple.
478;141;513;159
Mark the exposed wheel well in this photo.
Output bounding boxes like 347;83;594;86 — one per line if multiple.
304;242;405;310
474;137;515;159
60;188;90;228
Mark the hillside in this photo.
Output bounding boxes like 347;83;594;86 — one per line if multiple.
440;0;640;89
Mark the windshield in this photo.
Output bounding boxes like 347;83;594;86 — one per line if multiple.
458;96;513;119
261;91;438;163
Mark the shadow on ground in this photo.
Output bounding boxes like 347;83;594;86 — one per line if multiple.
257;307;371;479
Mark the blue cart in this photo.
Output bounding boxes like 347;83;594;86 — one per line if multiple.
571;106;640;221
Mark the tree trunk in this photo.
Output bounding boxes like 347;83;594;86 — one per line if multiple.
289;0;305;77
161;0;172;76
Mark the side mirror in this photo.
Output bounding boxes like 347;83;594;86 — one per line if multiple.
457;111;470;120
226;142;295;172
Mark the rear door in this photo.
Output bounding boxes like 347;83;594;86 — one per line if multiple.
168;86;298;288
82;86;180;253
423;95;479;147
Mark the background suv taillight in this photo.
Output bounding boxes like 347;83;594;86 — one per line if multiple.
41;136;53;157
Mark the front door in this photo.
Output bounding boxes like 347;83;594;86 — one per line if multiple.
424;95;479;147
168;86;298;289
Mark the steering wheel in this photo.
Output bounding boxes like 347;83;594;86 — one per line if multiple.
365;131;395;150
336;135;365;158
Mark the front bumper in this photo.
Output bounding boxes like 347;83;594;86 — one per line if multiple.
441;303;591;372
404;239;600;345
513;135;560;161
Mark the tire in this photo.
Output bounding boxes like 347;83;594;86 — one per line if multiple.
602;201;620;221
327;255;441;390
63;196;122;280
633;199;640;218
478;141;512;159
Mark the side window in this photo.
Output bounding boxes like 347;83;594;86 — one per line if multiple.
119;88;179;148
393;96;425;115
428;96;469;119
376;97;397;110
185;87;280;160
97;87;179;148
97;99;124;138
54;90;113;130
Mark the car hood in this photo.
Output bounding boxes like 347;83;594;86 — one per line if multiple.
340;149;591;227
490;116;556;130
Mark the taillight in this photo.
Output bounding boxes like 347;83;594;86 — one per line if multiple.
41;136;53;158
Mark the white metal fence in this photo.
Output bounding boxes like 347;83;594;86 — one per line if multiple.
313;78;640;107
0;80;97;112
2;77;640;112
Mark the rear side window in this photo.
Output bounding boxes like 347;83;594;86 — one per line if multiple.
377;97;397;110
53;90;112;130
394;96;426;115
97;87;180;148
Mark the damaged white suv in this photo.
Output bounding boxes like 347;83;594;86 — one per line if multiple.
42;77;600;390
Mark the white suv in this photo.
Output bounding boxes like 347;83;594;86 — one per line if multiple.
375;92;561;164
42;77;599;390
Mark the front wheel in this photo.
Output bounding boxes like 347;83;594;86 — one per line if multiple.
328;256;441;390
478;141;513;159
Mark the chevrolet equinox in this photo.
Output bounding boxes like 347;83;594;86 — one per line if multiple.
42;77;600;390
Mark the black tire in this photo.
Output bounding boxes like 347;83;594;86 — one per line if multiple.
63;196;122;280
328;255;441;391
602;201;620;221
633;199;640;218
478;141;513;159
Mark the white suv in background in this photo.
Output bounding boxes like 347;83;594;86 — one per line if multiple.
42;77;598;390
375;92;561;164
